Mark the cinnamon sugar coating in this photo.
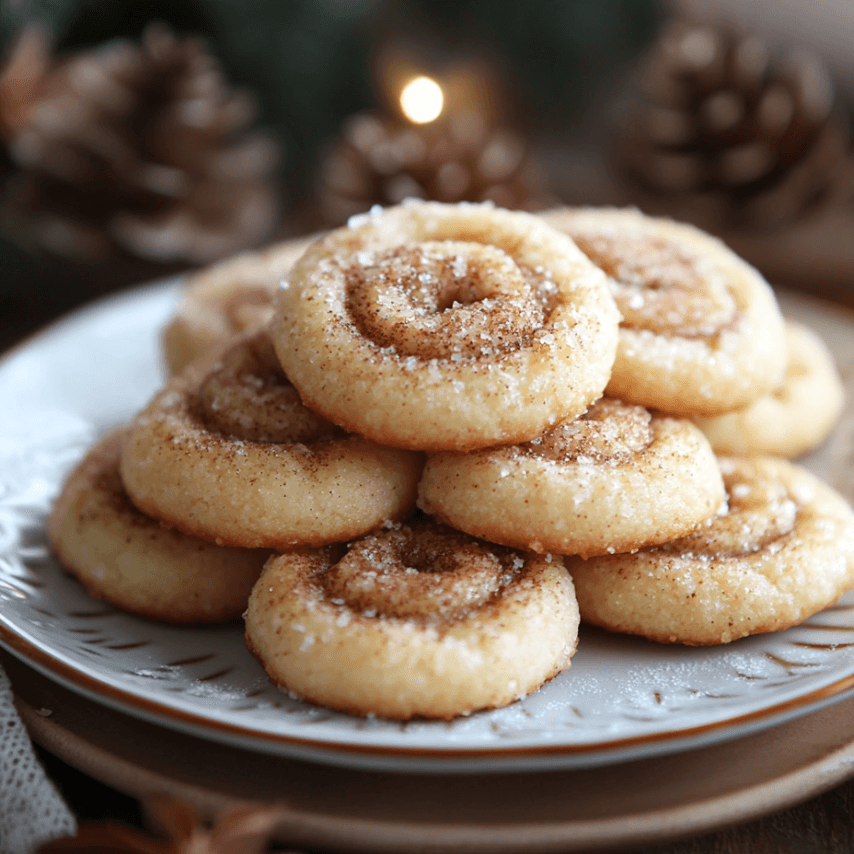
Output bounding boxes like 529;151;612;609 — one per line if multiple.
272;200;620;451
121;330;423;550
162;234;315;374
244;520;579;719
48;429;268;623
418;398;725;558
568;456;854;645
542;207;787;416
693;321;844;458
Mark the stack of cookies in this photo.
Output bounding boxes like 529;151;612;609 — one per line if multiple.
49;199;854;721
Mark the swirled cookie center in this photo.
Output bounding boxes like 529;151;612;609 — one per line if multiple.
570;232;737;338
345;242;553;360
324;524;521;619
521;398;653;464
667;469;797;557
197;332;340;443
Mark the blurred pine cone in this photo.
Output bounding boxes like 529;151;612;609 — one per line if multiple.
314;108;550;228
0;22;281;267
616;19;852;231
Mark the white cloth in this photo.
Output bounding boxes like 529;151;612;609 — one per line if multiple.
0;662;76;854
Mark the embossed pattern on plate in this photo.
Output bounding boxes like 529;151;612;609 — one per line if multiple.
1;283;854;772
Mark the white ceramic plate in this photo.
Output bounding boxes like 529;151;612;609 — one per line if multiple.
2;282;854;773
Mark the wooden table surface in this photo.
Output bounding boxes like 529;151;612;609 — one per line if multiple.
36;718;854;854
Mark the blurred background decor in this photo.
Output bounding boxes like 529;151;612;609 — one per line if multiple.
311;31;552;230
0;20;281;267
0;0;661;350
609;1;854;304
0;0;851;353
614;19;850;233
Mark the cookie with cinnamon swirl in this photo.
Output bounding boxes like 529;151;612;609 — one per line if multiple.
49;429;269;623
244;520;579;719
121;330;423;550
418;398;725;558
568;456;854;645
693;321;844;458
272;200;620;452
162;234;315;375
542;207;787;416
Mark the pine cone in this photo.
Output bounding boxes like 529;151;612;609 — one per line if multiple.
0;22;281;266
616;19;852;231
314;108;549;228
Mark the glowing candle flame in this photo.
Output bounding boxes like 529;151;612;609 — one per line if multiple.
399;75;444;124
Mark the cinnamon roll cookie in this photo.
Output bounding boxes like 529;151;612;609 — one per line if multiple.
418;398;725;558
568;456;854;645
542;207;787;416
121;330;423;550
244;520;579;719
49;429;269;623
162;234;315;374
272;200;620;451
693;321;845;458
